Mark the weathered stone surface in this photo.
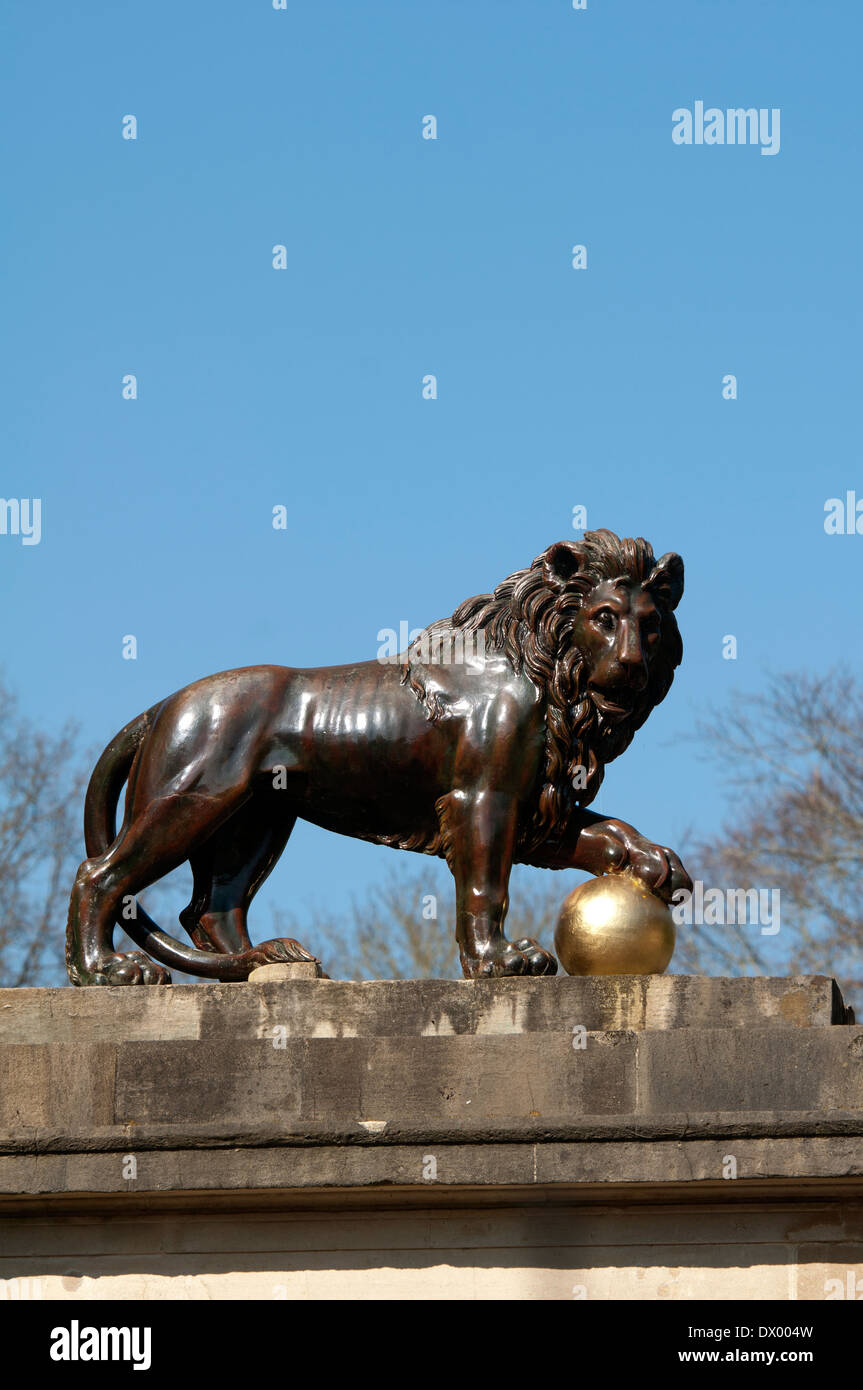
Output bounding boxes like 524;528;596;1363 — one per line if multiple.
0;971;859;1304
0;1042;116;1131
639;1027;863;1114
248;962;320;982
0;975;859;1210
0;974;849;1046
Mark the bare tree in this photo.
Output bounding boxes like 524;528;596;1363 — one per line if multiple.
0;679;87;987
677;670;863;1003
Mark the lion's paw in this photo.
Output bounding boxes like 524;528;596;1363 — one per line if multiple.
463;937;558;979
83;951;171;987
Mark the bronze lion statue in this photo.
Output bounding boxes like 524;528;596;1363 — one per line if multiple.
66;530;692;985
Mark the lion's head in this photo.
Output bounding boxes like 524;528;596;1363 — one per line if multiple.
404;529;683;855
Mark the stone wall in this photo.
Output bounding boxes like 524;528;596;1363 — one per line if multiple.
1;975;861;1300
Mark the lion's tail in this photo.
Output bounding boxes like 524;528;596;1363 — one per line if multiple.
83;707;319;982
84;707;155;858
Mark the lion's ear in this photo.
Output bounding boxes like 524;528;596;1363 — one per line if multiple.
542;541;586;591
646;552;684;611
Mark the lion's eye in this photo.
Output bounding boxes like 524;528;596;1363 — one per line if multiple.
594;610;616;631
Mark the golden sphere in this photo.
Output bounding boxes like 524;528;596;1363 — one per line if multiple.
554;872;676;976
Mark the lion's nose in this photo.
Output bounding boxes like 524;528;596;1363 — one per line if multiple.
618;648;648;688
618;623;647;676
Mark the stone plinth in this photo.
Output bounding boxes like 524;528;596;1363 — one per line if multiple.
0;975;861;1300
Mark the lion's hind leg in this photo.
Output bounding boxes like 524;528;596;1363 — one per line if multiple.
179;802;297;955
67;786;253;986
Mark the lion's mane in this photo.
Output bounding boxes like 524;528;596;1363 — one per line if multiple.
398;529;683;858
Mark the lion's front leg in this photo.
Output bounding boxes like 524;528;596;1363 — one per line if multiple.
440;789;557;979
568;816;693;904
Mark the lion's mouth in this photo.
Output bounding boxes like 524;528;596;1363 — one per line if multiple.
590;689;634;721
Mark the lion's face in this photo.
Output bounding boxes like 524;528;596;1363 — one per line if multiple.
571;578;663;725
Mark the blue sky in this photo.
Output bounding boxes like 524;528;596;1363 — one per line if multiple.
2;1;861;961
